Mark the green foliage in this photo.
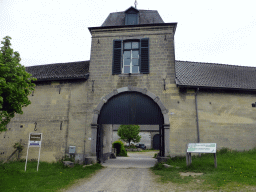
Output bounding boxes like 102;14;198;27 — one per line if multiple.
13;143;23;152
0;36;36;132
152;148;256;191
60;155;75;162
117;124;141;146
0;161;102;191
112;140;127;157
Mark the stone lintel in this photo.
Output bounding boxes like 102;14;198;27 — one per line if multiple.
117;87;129;93
156;99;167;112
163;114;170;124
94;100;104;113
92;113;98;124
146;91;157;100
162;109;169;114
113;89;118;95
154;96;160;102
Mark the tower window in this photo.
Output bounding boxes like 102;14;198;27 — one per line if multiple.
123;41;139;73
126;13;138;25
112;38;149;75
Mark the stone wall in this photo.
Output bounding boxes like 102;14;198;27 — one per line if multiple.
0;80;91;163
169;88;256;156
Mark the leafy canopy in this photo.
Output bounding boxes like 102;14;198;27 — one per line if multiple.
0;36;36;132
117;124;141;146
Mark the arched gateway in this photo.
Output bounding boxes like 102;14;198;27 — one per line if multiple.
91;86;170;163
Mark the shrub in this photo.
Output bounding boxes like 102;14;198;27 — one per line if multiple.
112;140;127;156
13;143;23;152
60;155;74;162
119;149;127;156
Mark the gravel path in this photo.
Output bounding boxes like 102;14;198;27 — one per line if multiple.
60;152;256;192
60;151;179;192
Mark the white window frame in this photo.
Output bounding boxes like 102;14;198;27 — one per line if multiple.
122;41;140;74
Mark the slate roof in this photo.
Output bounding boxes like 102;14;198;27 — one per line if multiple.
102;9;164;27
25;61;89;81
175;60;256;90
25;60;256;90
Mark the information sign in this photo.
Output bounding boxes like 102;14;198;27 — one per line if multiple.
25;133;43;171
186;143;217;168
187;143;216;153
29;133;42;147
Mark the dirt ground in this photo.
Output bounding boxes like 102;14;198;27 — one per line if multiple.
60;152;255;192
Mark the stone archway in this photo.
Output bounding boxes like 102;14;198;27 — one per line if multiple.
91;86;170;161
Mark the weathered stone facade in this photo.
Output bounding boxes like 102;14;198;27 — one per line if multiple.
0;7;255;163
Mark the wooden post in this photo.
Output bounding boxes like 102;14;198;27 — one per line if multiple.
214;153;217;168
189;153;192;165
186;144;188;166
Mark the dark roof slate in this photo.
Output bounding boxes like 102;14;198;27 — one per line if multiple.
25;59;256;90
175;60;256;90
101;9;164;27
25;61;89;81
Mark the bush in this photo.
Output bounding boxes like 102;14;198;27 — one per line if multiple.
112;140;127;156
60;155;75;162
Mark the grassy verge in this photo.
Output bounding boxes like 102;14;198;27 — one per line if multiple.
0;160;102;192
152;148;256;191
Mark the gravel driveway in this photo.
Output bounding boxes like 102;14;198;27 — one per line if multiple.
60;151;256;192
61;151;179;192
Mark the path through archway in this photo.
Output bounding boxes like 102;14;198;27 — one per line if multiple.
91;87;170;163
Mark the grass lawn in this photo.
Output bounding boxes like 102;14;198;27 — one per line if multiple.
0;160;102;192
152;148;256;191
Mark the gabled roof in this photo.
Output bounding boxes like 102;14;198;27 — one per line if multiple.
101;9;164;27
26;61;89;81
175;60;256;90
124;6;139;13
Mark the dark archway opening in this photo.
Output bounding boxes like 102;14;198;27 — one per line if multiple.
96;92;165;163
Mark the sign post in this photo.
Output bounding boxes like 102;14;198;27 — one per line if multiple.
25;133;42;171
186;143;217;168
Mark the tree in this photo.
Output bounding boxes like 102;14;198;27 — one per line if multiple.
117;124;141;146
0;36;36;132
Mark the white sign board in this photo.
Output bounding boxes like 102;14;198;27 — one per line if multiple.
187;143;216;153
25;133;43;171
29;140;41;146
29;133;42;146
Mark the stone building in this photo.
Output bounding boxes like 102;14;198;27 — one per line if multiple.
0;6;255;163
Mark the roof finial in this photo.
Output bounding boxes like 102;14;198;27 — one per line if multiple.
134;0;138;9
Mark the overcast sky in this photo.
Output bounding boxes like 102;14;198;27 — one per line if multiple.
1;0;256;67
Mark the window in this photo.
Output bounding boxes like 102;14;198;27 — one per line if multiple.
125;13;138;25
112;38;149;75
123;41;139;73
125;7;139;25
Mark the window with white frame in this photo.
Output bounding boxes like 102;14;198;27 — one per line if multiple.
123;41;139;73
112;38;149;75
